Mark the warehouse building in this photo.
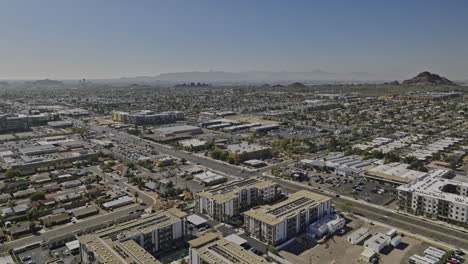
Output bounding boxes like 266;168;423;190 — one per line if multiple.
243;190;332;246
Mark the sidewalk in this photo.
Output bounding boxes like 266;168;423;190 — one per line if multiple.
265;174;468;234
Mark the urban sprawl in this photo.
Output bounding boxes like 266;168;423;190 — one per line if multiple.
0;83;466;264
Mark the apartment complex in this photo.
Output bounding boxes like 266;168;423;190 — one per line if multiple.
112;110;184;125
79;208;187;263
244;190;332;246
398;169;468;223
196;178;278;222
189;233;267;264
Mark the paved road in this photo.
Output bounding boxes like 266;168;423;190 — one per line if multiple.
3;119;464;253
0;170;154;254
273;178;468;250
83;120;468;249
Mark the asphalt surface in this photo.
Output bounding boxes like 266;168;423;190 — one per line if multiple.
0;169;154;254
274;178;468;250
2;119;466;254
83;120;468;250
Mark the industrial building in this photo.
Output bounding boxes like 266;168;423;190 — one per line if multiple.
398;169;468;223
243;190;332;246
196;178;278;222
189;233;267;264
79;208;187;263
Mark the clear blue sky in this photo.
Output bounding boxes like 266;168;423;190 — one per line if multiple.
1;0;467;80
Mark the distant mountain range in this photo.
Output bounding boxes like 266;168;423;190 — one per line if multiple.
108;70;378;84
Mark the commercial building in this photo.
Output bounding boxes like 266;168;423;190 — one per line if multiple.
224;143;271;162
112;110;184;125
250;124;280;133
309;213;345;237
0;113;57;133
189;233;267;264
243;190;332;246
199;118;240;128
347;227;370;244
178;138;207;150
364;162;428;185
398;169;468;223
364;232;391;253
47;120;73;128
79;208;187;263
196;178;278;222
154;125;202;137
301;153;372;178
193;171;227;186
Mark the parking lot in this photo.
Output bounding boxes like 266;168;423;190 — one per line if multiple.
307;172;397;206
16;245;78;264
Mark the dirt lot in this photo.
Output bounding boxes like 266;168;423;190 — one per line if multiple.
229;114;280;125
279;218;431;264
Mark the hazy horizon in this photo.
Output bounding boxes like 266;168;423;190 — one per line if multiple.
1;0;467;80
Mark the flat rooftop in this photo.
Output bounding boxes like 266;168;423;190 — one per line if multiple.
226;143;270;154
398;169;468;206
244;190;331;225
197;178;276;204
190;233;267;264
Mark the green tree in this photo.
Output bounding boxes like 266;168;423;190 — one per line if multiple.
134;191;139;203
342;201;353;213
30;192;46;201
5;169;22;179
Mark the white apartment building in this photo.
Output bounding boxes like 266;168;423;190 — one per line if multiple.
398;169;468;223
196;178;278;222
189;233;267;264
79;208;187;263
243;190;332;246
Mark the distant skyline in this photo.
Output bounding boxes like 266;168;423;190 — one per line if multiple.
1;0;467;80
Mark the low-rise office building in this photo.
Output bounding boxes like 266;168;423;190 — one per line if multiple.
189;233;267;264
244;190;332;246
224;143;271;162
196;178;278;222
398;169;468;223
79;208;187;263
